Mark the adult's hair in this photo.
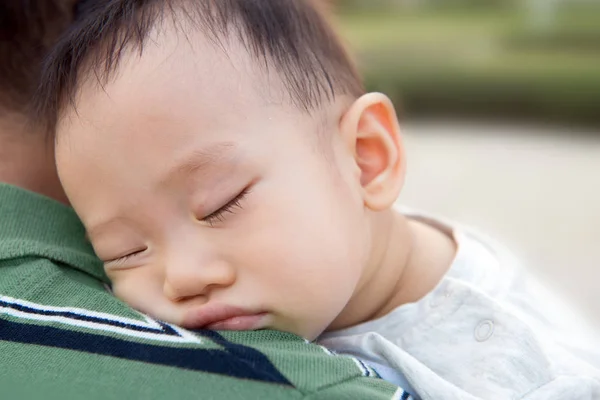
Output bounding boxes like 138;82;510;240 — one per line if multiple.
0;0;77;115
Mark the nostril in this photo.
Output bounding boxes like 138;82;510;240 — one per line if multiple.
170;294;198;303
163;281;203;302
163;284;207;303
165;290;208;304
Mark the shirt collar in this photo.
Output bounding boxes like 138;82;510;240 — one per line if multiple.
0;183;107;283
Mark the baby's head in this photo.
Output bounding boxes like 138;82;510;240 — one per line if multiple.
37;0;406;340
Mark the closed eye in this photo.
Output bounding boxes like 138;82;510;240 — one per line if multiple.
104;248;147;268
202;187;250;227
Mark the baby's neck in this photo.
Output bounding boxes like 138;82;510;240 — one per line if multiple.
326;209;456;332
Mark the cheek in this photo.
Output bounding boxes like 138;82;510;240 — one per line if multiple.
237;183;366;283
110;269;169;318
230;181;368;330
110;273;146;310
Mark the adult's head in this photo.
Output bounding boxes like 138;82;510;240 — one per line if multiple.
0;0;77;202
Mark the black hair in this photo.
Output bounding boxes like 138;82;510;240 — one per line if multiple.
0;0;76;115
34;0;364;134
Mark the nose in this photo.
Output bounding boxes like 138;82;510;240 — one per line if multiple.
163;253;236;302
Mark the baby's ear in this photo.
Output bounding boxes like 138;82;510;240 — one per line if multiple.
339;93;406;211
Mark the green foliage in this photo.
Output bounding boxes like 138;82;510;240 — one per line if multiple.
338;3;600;126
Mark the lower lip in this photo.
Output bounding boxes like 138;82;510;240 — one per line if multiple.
206;313;269;331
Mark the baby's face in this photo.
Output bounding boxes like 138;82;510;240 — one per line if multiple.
55;31;371;340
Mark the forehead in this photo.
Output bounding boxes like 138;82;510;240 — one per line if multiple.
61;24;278;137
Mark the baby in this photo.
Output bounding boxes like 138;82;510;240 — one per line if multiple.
36;1;600;399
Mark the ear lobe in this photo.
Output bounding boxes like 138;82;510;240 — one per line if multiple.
340;93;405;211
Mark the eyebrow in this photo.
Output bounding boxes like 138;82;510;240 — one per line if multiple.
86;216;133;242
160;141;239;186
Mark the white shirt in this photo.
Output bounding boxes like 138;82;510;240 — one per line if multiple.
318;211;600;400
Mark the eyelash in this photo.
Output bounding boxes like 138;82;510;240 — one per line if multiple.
202;187;250;227
104;248;146;268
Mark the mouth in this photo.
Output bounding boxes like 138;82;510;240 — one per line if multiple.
182;304;270;331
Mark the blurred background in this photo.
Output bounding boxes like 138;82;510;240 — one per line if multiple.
334;0;600;328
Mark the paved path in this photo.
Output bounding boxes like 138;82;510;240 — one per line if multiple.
400;121;600;327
